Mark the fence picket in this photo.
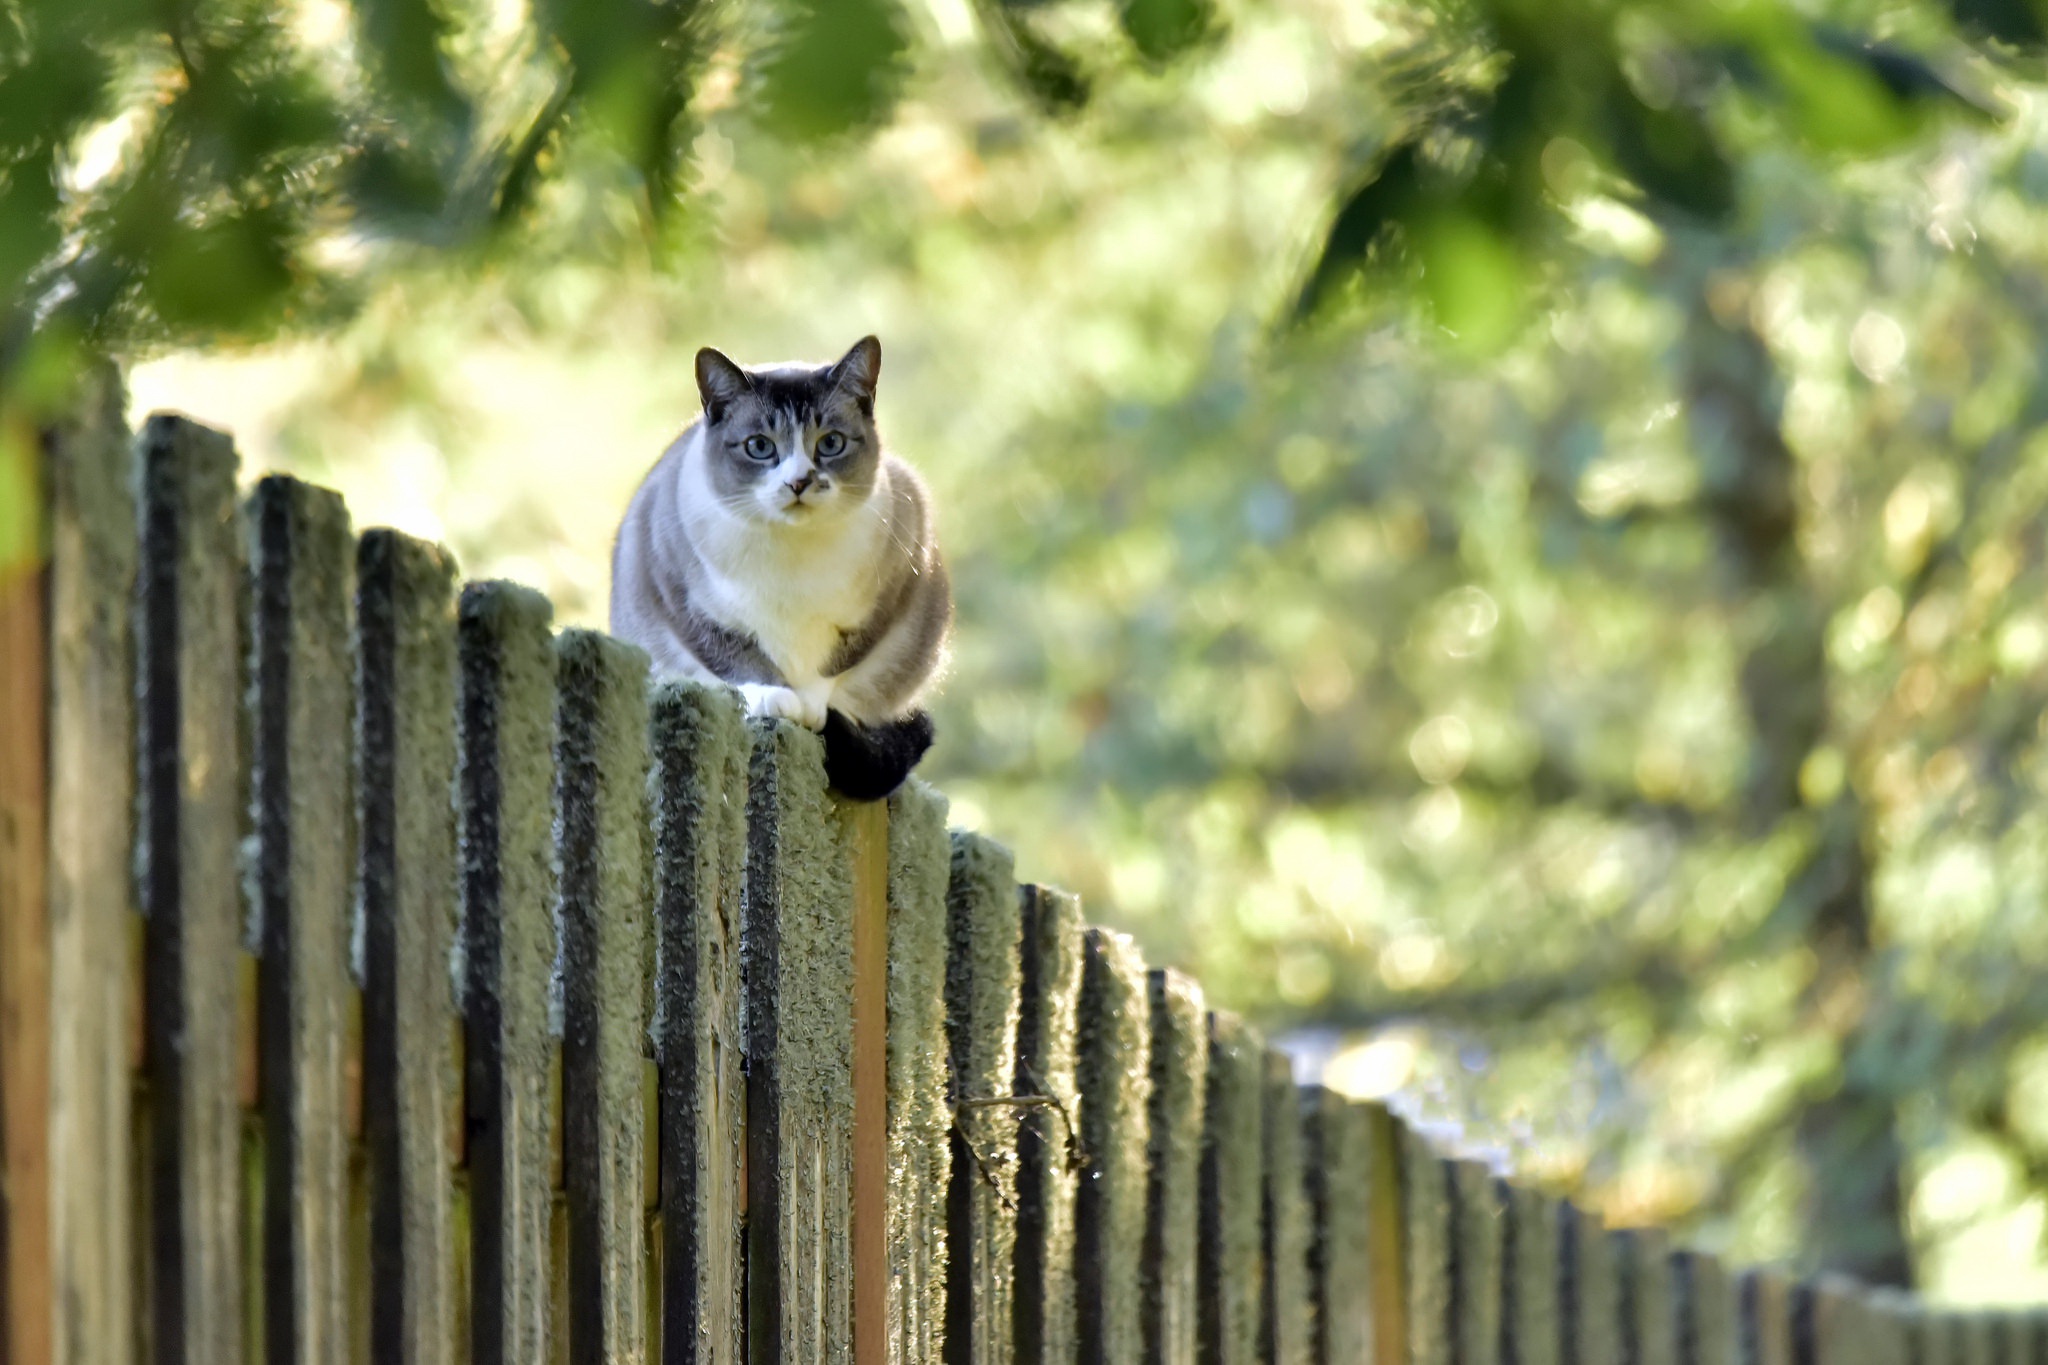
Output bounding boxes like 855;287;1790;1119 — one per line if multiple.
1014;884;1083;1365
1358;1105;1407;1365
1076;929;1152;1365
1198;1011;1264;1365
44;373;138;1365
1402;1129;1453;1365
555;630;653;1365
1302;1091;1371;1365
1264;1053;1312;1365
456;581;559;1365
1613;1229;1673;1365
648;681;747;1365
136;414;249;1365
943;831;1021;1365
1669;1249;1735;1365
357;529;461;1365
884;784;952;1365
1141;969;1206;1365
1738;1270;1794;1365
247;476;357;1365
743;720;856;1364
1453;1162;1503;1365
1504;1187;1560;1365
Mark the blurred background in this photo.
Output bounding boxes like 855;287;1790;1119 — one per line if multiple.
11;0;2048;1296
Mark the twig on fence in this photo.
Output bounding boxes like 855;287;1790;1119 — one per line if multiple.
950;1086;1090;1217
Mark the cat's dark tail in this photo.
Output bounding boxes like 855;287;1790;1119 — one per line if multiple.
821;709;935;801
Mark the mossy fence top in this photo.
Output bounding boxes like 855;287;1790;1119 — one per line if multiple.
0;381;2032;1365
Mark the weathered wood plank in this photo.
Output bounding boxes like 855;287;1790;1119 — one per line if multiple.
648;681;747;1365
1574;1210;1622;1365
1141;969;1205;1365
1401;1127;1452;1365
1014;884;1082;1365
135;413;249;1365
1263;1052;1311;1365
1737;1269;1794;1365
1359;1104;1407;1365
1075;929;1152;1365
246;476;356;1365
357;529;460;1365
1504;1186;1561;1365
555;630;652;1365
0;361;60;1365
1669;1249;1735;1365
849;798;889;1365
1301;1091;1370;1365
883;783;951;1365
1452;1162;1503;1365
944;832;1020;1365
456;581;558;1365
1612;1228;1672;1365
1198;1011;1263;1365
744;720;855;1365
42;371;138;1365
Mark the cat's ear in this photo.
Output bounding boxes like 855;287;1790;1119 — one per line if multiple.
829;336;881;411
695;348;752;418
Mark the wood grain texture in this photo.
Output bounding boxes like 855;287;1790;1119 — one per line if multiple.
744;720;855;1365
42;370;139;1365
456;581;559;1365
1401;1129;1452;1365
882;784;950;1365
1198;1012;1263;1365
357;529;460;1365
943;832;1020;1365
136;413;249;1365
1;396;54;1365
1013;884;1082;1365
1301;1091;1371;1365
1075;929;1151;1365
1504;1186;1561;1365
846;798;889;1365
648;682;746;1365
1261;1052;1311;1365
246;476;356;1365
1359;1105;1407;1365
554;630;652;1365
1451;1162;1502;1365
1670;1249;1735;1365
1140;970;1205;1365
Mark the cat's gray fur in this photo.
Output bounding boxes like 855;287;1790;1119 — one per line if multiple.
609;336;950;732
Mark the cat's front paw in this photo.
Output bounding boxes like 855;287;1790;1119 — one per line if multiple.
739;683;827;731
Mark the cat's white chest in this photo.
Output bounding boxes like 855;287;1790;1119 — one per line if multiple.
691;515;878;685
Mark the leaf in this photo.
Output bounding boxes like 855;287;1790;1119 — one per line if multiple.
1604;84;1737;222
1291;141;1423;322
1118;0;1218;66
977;0;1091;112
141;211;295;334
757;0;911;140
354;0;467;121
1411;207;1528;352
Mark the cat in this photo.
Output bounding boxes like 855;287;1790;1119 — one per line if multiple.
609;335;950;799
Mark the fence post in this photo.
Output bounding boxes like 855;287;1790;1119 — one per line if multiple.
1613;1228;1673;1365
1360;1105;1408;1365
944;831;1021;1365
1302;1092;1371;1365
1402;1127;1453;1365
1264;1052;1312;1365
1453;1162;1503;1365
1198;1011;1264;1365
1075;929;1152;1365
134;414;250;1365
846;794;888;1365
357;528;461;1365
18;370;139;1365
456;581;559;1365
1141;969;1206;1365
744;720;856;1364
1669;1249;1735;1365
1503;1187;1559;1365
0;368;56;1365
1014;884;1083;1365
555;630;652;1365
1738;1269;1794;1365
246;476;357;1365
648;681;748;1365
882;784;952;1365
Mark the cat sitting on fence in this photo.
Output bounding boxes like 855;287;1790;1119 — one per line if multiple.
609;335;951;800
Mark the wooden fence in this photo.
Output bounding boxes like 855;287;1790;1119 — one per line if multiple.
0;382;2040;1364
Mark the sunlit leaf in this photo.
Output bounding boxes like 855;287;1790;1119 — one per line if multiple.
1411;208;1527;351
758;0;911;140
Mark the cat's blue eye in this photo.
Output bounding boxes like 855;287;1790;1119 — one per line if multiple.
743;434;777;461
816;431;847;459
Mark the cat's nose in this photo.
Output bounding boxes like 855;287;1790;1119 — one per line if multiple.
787;472;815;497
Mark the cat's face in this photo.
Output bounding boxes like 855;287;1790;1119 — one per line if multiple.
693;337;884;525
